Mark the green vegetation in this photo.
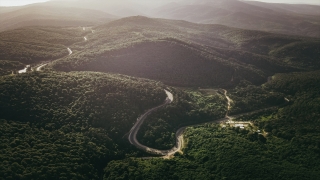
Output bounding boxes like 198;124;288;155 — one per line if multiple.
0;60;24;76
137;90;227;149
0;27;85;64
104;124;320;180
103;71;320;180
50;17;320;87
262;71;320;142
228;81;285;114
0;14;319;180
0;72;167;179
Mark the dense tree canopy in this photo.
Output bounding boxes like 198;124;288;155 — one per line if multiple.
0;27;85;64
0;71;167;179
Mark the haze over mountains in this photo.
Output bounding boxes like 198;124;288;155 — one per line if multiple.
47;16;319;87
1;0;319;37
152;0;320;37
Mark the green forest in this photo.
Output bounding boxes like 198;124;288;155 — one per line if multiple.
0;71;230;179
137;90;227;149
0;72;167;179
103;71;320;180
49;16;320;87
0;13;319;180
0;60;24;76
0;27;85;64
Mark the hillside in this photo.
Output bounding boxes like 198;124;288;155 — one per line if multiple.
0;70;235;179
0;26;86;65
0;5;116;32
245;1;320;16
44;0;146;17
0;71;167;179
50;16;320;87
151;0;320;38
103;71;320;180
1;1;319;179
0;60;24;76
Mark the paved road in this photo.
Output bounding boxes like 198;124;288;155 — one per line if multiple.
133;88;275;157
128;90;174;156
18;31;87;74
129;89;233;157
35;47;73;72
36;64;47;71
68;48;72;55
18;65;30;74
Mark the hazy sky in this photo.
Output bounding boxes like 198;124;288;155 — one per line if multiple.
0;0;49;6
0;0;319;7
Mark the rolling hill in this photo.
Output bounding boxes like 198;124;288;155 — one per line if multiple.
151;0;320;38
0;71;166;179
0;26;86;65
49;16;320;87
46;0;146;17
103;71;320;180
1;1;320;179
0;5;117;32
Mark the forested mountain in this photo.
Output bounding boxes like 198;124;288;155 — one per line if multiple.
103;71;320;180
0;71;233;179
0;27;85;64
0;71;167;179
244;1;320;16
1;1;320;179
0;5;116;32
151;0;320;38
50;16;320;87
45;0;146;17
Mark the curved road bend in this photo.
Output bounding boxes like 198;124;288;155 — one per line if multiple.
35;47;73;72
68;48;73;55
129;89;233;157
36;64;48;71
129;90;176;156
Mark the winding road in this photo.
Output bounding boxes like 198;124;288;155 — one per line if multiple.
36;64;47;71
18;27;96;74
67;48;72;55
130;87;288;157
129;89;233;157
18;65;30;74
128;90;176;156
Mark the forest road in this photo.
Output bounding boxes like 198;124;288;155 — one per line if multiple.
36;47;74;72
128;90;177;156
68;48;72;55
36;64;47;71
129;89;232;157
